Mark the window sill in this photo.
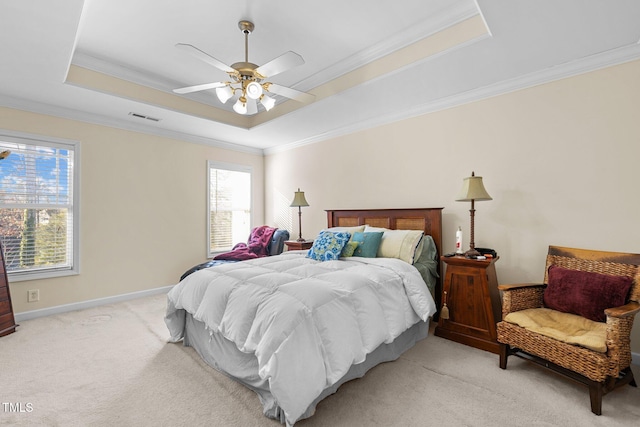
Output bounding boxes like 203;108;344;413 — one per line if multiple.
8;268;79;282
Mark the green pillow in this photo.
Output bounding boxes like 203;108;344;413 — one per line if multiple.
340;241;359;257
352;232;384;258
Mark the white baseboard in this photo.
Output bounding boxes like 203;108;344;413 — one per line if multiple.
14;285;174;323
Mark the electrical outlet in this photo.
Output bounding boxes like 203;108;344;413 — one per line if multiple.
27;289;39;303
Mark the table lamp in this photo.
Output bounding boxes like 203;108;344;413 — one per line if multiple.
290;188;309;242
455;171;492;257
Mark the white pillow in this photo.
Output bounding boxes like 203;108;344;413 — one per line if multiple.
364;225;389;232
377;229;424;264
322;225;366;241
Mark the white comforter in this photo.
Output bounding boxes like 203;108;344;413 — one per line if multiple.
165;251;436;424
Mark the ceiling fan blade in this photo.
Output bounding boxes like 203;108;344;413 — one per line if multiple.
266;83;315;104
246;98;258;115
173;82;227;94
255;51;304;78
175;43;236;74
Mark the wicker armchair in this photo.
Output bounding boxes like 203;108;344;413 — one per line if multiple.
496;246;640;415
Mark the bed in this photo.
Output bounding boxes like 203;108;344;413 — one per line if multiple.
165;208;443;426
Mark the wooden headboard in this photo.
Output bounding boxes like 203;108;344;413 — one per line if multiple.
326;208;444;311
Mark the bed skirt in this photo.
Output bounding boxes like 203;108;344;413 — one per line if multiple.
182;313;430;425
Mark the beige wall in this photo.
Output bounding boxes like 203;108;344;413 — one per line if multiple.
265;59;640;352
2;58;639;352
1;108;264;313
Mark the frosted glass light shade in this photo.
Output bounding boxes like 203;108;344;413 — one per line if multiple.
260;94;276;111
246;81;263;100
216;86;233;103
233;97;248;114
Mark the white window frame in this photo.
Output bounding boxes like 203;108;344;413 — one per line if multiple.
207;160;252;258
0;130;80;282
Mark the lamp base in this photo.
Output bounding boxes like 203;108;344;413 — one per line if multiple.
296;238;306;242
464;248;482;257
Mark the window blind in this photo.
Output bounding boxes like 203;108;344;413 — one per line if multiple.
0;139;75;275
208;162;251;255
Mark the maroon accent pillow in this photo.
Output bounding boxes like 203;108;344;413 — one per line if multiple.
543;265;633;322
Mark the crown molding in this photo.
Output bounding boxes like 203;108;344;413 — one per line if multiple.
264;42;640;155
0;94;263;155
293;2;480;92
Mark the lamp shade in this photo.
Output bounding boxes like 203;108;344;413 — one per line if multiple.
455;172;492;202
290;188;309;207
246;81;263;100
233;97;248;114
260;94;276;111
216;86;234;104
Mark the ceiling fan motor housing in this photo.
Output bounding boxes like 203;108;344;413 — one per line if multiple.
230;62;263;79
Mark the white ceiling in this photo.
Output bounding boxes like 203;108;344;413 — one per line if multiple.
2;0;640;154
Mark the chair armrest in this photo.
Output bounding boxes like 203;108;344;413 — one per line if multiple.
268;229;290;256
498;282;546;291
605;301;639;370
500;283;546;318
605;301;640;319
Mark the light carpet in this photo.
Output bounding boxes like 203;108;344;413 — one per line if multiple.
1;293;639;426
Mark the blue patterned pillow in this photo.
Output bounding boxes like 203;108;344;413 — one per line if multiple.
306;231;351;261
352;231;384;258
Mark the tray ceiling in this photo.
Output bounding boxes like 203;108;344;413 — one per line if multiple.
1;1;640;153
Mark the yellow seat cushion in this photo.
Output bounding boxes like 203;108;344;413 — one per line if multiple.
504;308;607;353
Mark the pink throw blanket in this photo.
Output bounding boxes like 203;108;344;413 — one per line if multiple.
213;226;277;261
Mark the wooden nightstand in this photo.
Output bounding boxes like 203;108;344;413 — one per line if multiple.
284;240;314;251
434;255;501;353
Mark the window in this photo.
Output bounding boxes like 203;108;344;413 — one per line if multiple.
0;133;79;281
207;161;251;257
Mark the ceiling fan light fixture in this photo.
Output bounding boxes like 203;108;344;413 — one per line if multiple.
245;81;263;100
233;96;248;114
216;85;234;103
260;94;276;111
174;20;313;115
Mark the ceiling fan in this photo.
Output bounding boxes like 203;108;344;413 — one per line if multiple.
173;20;314;115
